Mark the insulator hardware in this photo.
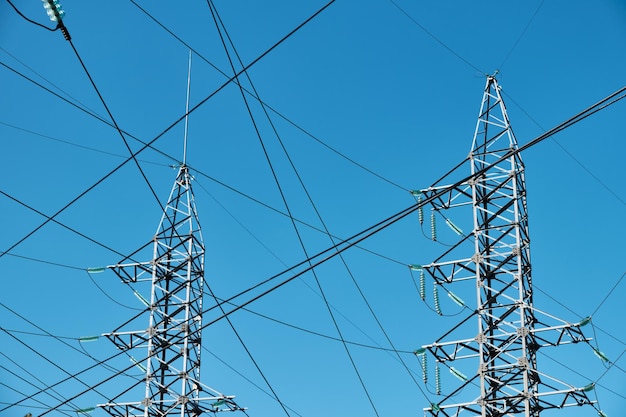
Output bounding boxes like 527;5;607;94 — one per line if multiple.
445;218;463;235
431;210;437;241
447;291;465;307
450;366;467;381
419;271;426;301
433;285;442;315
592;347;610;363
435;362;441;395
78;335;99;343
416;192;424;225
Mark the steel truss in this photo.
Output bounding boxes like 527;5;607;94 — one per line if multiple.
416;77;594;417
98;165;242;417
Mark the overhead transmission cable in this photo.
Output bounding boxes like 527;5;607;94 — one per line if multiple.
0;302;142;380
209;2;429;404
206;2;341;416
387;0;485;75
39;5;166;215
1;355;79;417
504;91;626;206
498;0;545;70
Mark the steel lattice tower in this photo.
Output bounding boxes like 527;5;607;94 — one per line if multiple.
415;76;595;416
97;164;242;417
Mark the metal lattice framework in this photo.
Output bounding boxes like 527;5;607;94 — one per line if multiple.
416;76;594;417
98;165;241;417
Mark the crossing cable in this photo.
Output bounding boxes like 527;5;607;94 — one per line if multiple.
201;346;305;417
209;0;427;404
130;0;407;192
0;379;73;417
0;343;130;413
46;16;166;215
0;189;133;260
197;83;626;333
0;357;76;417
207;3;354;416
0;328;114;407
204;282;293;417
0;302;142;385
0;1;334;263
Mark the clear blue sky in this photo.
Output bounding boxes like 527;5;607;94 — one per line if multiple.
1;1;625;416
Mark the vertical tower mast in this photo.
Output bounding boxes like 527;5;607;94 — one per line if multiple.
97;54;241;417
416;76;594;416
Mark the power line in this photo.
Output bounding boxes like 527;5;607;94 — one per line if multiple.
498;0;545;69
503;90;626;206
388;0;485;75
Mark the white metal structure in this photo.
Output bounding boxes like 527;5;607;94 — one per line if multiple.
416;76;594;417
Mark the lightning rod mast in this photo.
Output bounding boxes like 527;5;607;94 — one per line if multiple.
97;53;243;417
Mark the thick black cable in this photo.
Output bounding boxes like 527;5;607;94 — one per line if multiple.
63;37;165;214
5;0;56;32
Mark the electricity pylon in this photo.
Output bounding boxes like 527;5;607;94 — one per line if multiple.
95;163;242;416
97;163;242;417
413;76;595;416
